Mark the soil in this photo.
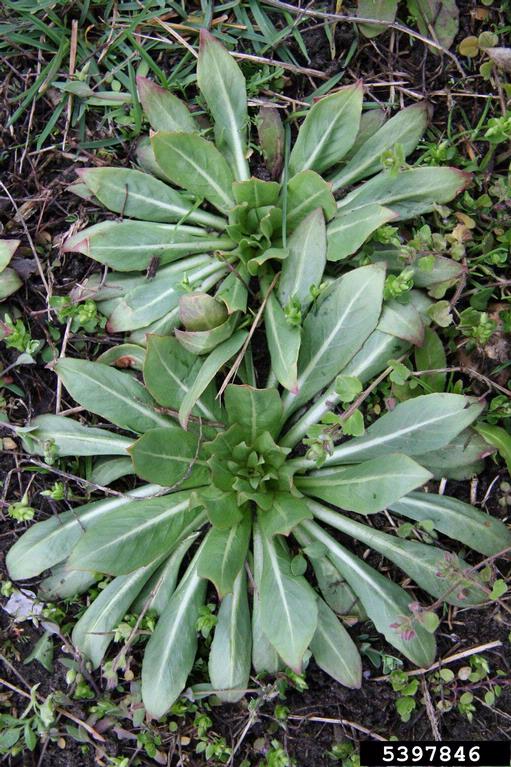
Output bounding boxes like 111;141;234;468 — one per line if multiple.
1;1;510;765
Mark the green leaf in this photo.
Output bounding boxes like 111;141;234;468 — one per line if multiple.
337;167;471;220
224;384;282;442
475;423;511;474
0;239;19;271
107;260;224;333
24;632;54;672
63;220;233;271
334;375;363;403
407;0;459;52
298;454;432;514
197;514;251;597
259;493;313;538
257;105;284;179
97;343;145;371
5;484;161;580
197;29;249;181
209;569;251;702
16;415;132;457
357;0;398;38
39;563;97;600
56;358;170;434
277;208;326;312
216;265;249;314
389;491;511;557
327;204;397;261
196;486;243;529
144;335;220;423
378;300;426;346
91;456;135;486
232;178;280;207
258;526;318;671
129;426;207;487
414;429;488;480
415;327;446;392
152;132;235;213
286;170;336;233
289;84;363;175
0;268;22;299
73;168;224;229
175;313;239;355
263;276;301;393
252;527;281;673
282;264;385;416
331;103;430;190
310;501;486;606
73;559;161;668
68;492;203;575
301;519;436;667
132;534;199;615
142;555;207;717
137;76;197;133
310;598;361;688
178;330;248;429
180;293;228;332
325;394;484;465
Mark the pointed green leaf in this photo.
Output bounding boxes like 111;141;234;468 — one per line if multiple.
310;598;362;688
282;264;385;416
325;394;484;466
278;208;326;312
196;487;243;529
357;0;398;37
263;278;301;393
0;239;20;271
152;132;235;213
178;330;248;429
216;266;249;314
378;299;425;345
5;484;161;581
310;501;486;605
16;415;132;457
0;268;22;299
337;167;471;220
142;555;207;718
74;167;224;228
69;492;203;575
285;170;336;233
415;327;446;392
289;84;363;175
197;514;251;597
301;519;436;667
56;358;170;434
232;178;280;207
129;426;207;488
132;534;199;615
137;76;197;133
257;105;284;179
252;527;281;673
209;568;251;702
327;204;397;261
259;493;312;538
198;29;249;181
73;559;161;668
258;526;318;671
224;384;282;442
91;456;134;486
39;564;97;601
175;313;239;355
331;103;430;190
298;454;432;514
414;429;488;480
390;491;511;557
475;423;511;474
144;335;220;422
63;220;233;271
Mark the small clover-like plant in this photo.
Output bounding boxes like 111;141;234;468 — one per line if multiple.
7;261;510;718
64;30;470;377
